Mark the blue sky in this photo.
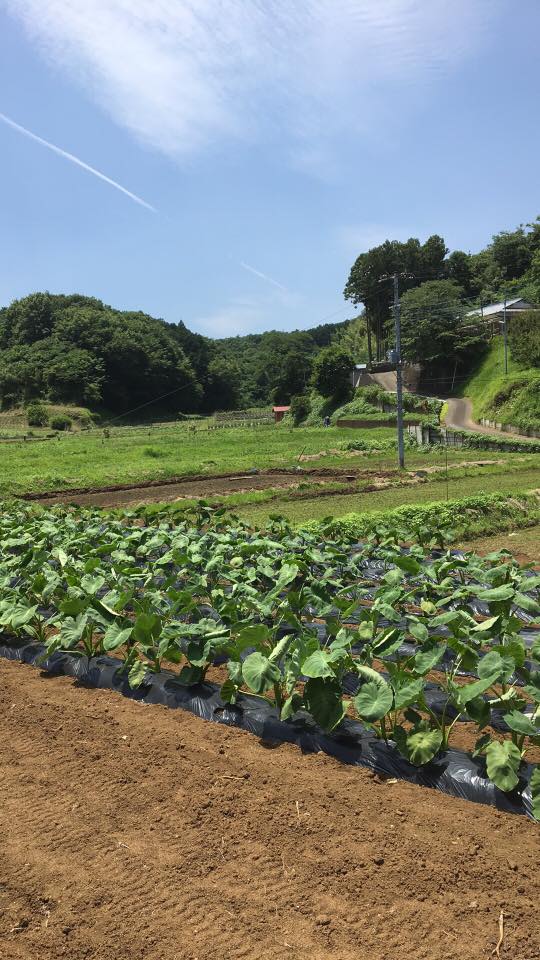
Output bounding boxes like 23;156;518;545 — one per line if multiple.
1;1;539;338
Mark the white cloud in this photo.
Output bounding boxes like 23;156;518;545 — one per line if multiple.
193;297;266;337
6;1;497;165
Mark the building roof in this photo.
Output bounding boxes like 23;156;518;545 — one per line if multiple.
272;405;291;412
466;298;533;318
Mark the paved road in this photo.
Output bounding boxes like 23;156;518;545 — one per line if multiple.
445;397;532;438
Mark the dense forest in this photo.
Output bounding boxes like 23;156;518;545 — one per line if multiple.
1;215;538;416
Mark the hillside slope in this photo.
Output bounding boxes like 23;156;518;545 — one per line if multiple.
458;336;540;430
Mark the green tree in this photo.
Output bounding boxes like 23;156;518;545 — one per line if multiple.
312;345;353;399
343;235;447;362
400;280;486;368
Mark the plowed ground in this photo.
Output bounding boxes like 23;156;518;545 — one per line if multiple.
1;659;539;960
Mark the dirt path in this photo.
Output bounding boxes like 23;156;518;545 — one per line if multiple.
20;460;512;509
1;659;539;960
445;398;533;439
27;470;354;509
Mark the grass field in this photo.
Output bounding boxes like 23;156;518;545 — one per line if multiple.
460;336;540;427
232;465;540;525
3;419;539;496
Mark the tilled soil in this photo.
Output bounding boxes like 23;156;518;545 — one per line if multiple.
1;660;539;960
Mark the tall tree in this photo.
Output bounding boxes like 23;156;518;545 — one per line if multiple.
343;235;447;361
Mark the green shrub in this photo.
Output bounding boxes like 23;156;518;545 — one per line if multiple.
50;414;72;432
289;394;311;426
508;310;540;368
26;402;49;427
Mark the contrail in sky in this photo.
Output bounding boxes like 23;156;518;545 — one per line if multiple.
0;111;156;212
239;260;288;292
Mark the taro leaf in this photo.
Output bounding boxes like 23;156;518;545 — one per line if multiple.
530;766;540;822
523;672;540;703
127;659;148;689
394;555;421;575
477;584;515;603
373;602;402;623
514;592;540;616
80;574;106;596
235;624;271;651
357;621;374;642
281;692;303;721
477;651;514;682
405;727;443;766
531;636;540;663
420;599;437;615
242;652;281;694
227;659;243;685
499;637;526;669
177;665;205;686
59;614;88;648
455;675;499;706
502;711;539;737
473;732;492;757
413;642;447;676
409;621;429;644
220;678;238;704
133;613;162;647
485;740;521;792
372;628;403;658
466;696;490;729
393;677;424;711
274;563;300;592
354;679;393;722
301;649;334;679
303;677;347;731
472;615;500;633
103;623;133;652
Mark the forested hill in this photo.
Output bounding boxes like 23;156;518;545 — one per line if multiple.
0;292;350;415
3;215;539;416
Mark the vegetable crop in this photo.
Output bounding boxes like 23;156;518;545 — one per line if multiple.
0;501;539;818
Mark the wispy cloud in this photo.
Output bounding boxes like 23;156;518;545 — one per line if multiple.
0;111;156;211
193;297;266;338
6;1;497;166
239;260;288;293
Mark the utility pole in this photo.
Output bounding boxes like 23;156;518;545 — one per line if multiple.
503;296;508;374
393;273;405;470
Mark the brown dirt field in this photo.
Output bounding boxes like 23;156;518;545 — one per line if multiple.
19;459;512;509
1;660;540;960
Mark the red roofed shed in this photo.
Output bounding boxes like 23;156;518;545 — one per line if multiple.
272;405;290;423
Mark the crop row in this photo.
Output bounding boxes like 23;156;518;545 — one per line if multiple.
0;502;539;816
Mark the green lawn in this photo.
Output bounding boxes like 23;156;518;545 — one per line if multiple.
0;423;399;496
1;417;539;498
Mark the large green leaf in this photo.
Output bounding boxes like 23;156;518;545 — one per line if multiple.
485;740;521;792
354;679;393;722
103;623;133;652
477;651;514;681
454;675;499;706
405;727;443;765
301;649;334;679
133;613;162;646
303;677;346;731
242;652;281;694
393;677;424;711
503;711;539;737
514;592;540;616
477;584;515;603
413;642;447;675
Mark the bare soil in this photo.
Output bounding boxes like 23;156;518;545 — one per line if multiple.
22;460;510;509
1;659;539;960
